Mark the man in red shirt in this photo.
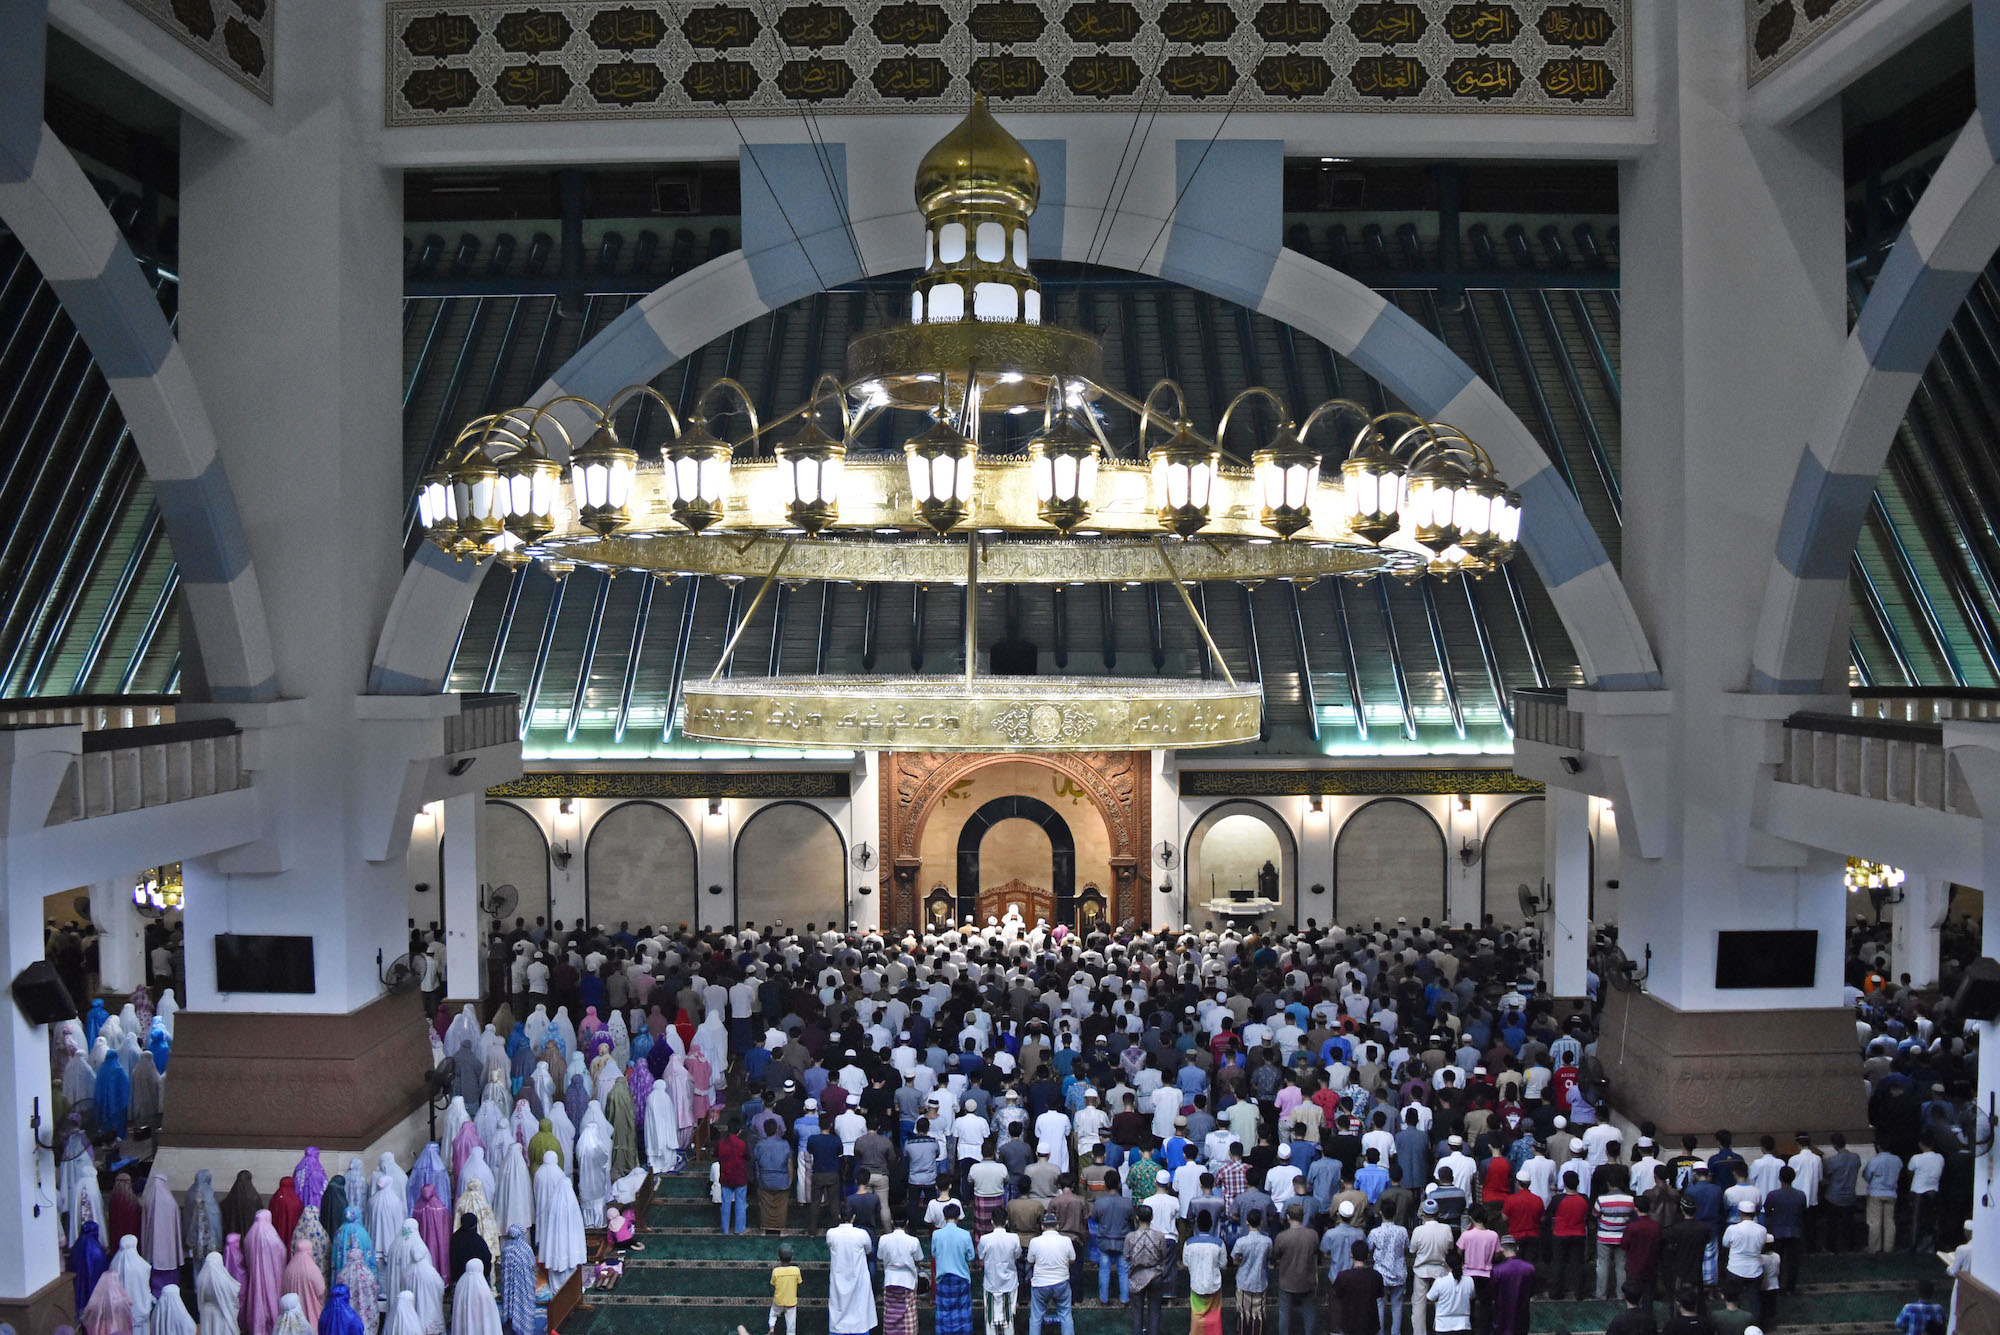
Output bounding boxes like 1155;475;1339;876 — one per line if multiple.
716;1117;750;1235
1548;1170;1591;1300
1501;1180;1546;1264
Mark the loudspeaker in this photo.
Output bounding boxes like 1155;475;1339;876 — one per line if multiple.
10;961;78;1025
1954;956;2000;1022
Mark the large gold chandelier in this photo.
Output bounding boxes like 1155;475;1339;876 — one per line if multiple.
421;99;1523;751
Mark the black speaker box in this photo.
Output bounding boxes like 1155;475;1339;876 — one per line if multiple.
11;961;78;1025
1954;956;2000;1022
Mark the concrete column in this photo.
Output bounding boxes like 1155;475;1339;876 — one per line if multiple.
1297;795;1335;932
1889;872;1945;989
1543;787;1590;997
699;801;734;930
1973;830;2000;1286
851;753;882;932
89;876;144;995
440;793;484;1003
0;874;59;1315
1150;751;1179;930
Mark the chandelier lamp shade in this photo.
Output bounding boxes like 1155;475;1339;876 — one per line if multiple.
423;98;1529;750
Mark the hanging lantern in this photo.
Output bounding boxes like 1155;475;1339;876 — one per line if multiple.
498;448;563;545
1149;423;1218;538
1028;414;1100;534
665;415;734;533
778;417;848;536
1253;424;1321;539
1403;453;1471;555
1336;436;1405;546
451;453;505;549
906;416;977;535
569;421;640;536
417;464;461;551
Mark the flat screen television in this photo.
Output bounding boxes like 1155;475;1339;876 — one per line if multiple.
213;934;316;994
1714;929;1817;990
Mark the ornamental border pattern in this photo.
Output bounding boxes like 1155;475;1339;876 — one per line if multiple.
385;0;1630;125
485;770;851;797
1178;767;1544;796
1743;0;1878;86
122;0;274;101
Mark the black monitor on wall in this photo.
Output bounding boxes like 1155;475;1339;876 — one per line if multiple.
1714;929;1818;990
214;934;317;994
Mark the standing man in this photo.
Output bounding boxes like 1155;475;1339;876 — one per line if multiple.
1126;1205;1172;1335
1409;1199;1454;1335
1271;1203;1320;1335
752;1124;793;1234
1092;1168;1135;1305
1823;1132;1862;1254
932;1203;976;1335
1231;1208;1273;1335
878;1218;925;1335
1330;1240;1385;1335
825;1206;877;1335
1489;1236;1536;1335
1028;1213;1078;1335
979;1216;1022;1335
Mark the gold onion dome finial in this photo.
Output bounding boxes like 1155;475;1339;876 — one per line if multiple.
914;95;1040;220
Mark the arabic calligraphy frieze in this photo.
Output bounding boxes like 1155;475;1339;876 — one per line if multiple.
1744;0;1876;85
384;0;1629;124
121;0;274;100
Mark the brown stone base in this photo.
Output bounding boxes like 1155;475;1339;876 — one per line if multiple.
159;990;432;1150
1959;1270;2000;1335
0;1270;74;1335
1596;988;1870;1138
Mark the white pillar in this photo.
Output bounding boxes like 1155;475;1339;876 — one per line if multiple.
1544;787;1590;997
0;881;59;1306
89;877;144;995
440;793;484;1002
1889;872;1945;989
848;755;882;932
1150;751;1179;930
1973;838;2000;1286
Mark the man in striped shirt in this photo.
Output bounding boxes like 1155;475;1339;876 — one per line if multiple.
1592;1184;1639;1300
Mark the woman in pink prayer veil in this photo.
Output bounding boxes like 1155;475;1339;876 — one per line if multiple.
240;1210;286;1335
279;1239;325;1327
450;1120;481;1184
82;1270;135;1335
411;1183;452;1278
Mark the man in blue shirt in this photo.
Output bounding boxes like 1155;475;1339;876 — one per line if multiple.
1356;1149;1391;1204
931;1203;977;1335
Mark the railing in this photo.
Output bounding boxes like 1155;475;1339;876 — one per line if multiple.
1847;688;2000;724
1776;712;1978;817
1514;688;1586;750
444;693;520;753
44;719;247;825
0;694;176;732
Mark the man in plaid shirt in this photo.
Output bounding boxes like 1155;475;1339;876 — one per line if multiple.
1894;1278;1946;1335
1215;1147;1249;1216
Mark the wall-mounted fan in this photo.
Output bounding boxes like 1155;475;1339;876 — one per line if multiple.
852;842;876;872
1517;881;1548;920
482;883;520;921
377;949;419;991
1154;841;1180;870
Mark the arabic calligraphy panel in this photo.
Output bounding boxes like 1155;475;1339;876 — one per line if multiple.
382;0;1630;123
121;0;274;99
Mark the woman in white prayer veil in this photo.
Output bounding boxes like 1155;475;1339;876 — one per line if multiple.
455;1148;497;1211
437;1099;470;1167
447;1260;503;1335
473;1101;509;1170
151;1283;198;1335
590;1058;621;1106
530;1152;585;1282
693;1013;728;1102
194;1251;241;1335
381;1221;429;1309
545;1103;575;1174
528;1062;555;1117
62;1038;96;1106
522;1005;549;1055
60;1118;105;1245
155;989;179;1037
345;1158;371;1226
404;1252;447;1335
479;1069;509;1114
549;1008;577;1059
642;1081;680;1175
375;1154;409;1212
478;1025;507;1073
492;1142;533;1237
119;1003;141;1036
272;1294;314;1335
444;1006;479;1058
366;1174;407;1261
574;1112;612;1227
605;1011;631;1068
111;1233;156;1323
382;1292;424;1335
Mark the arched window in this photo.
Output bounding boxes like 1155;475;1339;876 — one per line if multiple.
733;802;846;930
482;801;551;927
1187;800;1297;924
1480;798;1545;927
585;801;698;933
1333;798;1446;928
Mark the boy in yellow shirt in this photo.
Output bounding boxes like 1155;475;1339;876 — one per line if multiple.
768;1244;802;1335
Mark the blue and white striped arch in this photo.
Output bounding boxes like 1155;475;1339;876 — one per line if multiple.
371;136;1660;697
0;3;276;701
1751;0;2000;693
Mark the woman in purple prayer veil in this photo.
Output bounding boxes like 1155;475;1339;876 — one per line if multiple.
69;1221;109;1313
141;1175;183;1281
291;1151;328;1211
623;1059;652;1138
405;1146;450;1215
314;1285;364;1335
